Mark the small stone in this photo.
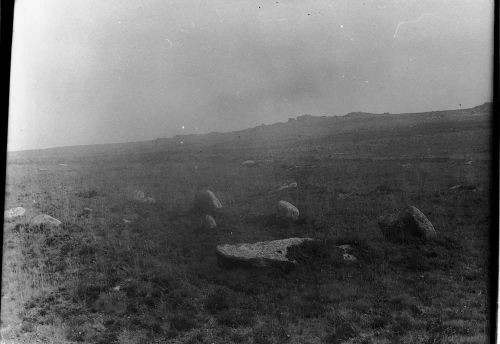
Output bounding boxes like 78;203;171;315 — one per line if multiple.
132;190;145;201
4;207;26;220
202;214;217;229
132;190;155;203
337;244;353;253
278;182;298;191
337;192;352;200
277;200;299;221
241;160;256;167
194;189;222;214
343;253;357;262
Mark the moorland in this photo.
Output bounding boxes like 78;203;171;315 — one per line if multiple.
1;102;493;343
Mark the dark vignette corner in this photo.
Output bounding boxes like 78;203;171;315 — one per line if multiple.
1;0;15;289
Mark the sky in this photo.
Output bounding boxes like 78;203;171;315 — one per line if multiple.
8;0;493;151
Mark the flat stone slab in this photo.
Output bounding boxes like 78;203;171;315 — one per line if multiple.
216;237;313;269
4;207;26;220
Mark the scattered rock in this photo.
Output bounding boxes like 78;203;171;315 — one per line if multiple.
277;200;299;221
464;160;473;165
241;160;256;167
216;237;313;269
194;189;222;214
337;192;352;200
202;214;217;229
29;214;62;228
337;244;353;253
4;207;26;220
83;208;92;214
123;213;139;224
113;286;121;291
132;190;145;201
337;244;357;261
278;182;298;191
132;190;155;203
449;184;477;191
290;164;316;170
342;253;357;262
378;206;437;242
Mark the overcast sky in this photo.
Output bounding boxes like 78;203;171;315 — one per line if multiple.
9;0;493;151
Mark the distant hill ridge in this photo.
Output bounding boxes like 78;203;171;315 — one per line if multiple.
8;102;492;159
163;102;492;145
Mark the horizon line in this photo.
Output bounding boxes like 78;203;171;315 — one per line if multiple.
6;101;492;153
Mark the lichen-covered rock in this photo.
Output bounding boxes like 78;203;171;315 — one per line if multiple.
277;200;299;221
194;190;222;214
216;237;313;269
4;207;26;220
30;214;62;228
379;206;437;242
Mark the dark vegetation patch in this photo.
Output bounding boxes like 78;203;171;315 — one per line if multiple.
75;189;102;198
324;313;359;344
287;240;345;268
369;183;403;195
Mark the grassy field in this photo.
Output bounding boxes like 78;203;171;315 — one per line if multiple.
1;107;493;343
